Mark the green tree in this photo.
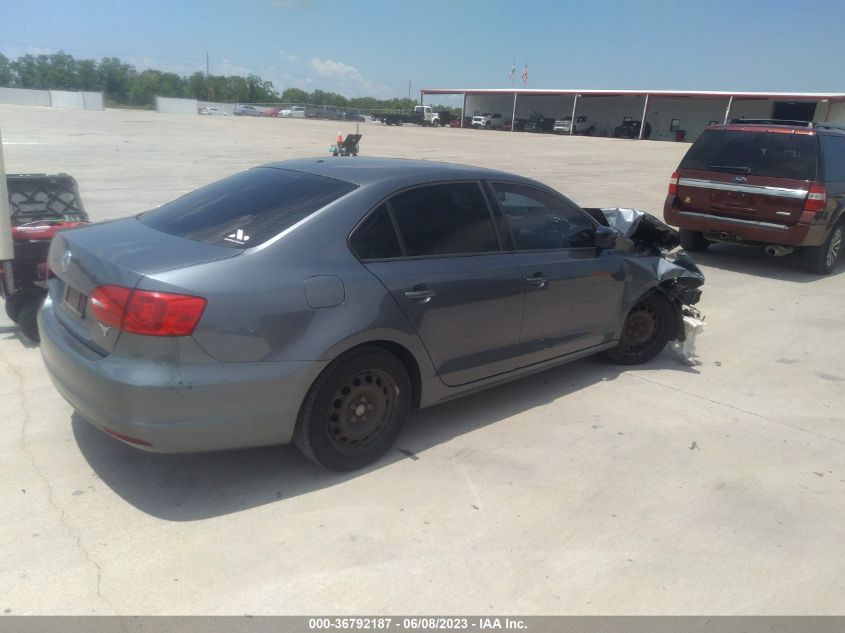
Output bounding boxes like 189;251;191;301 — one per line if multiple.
98;57;136;103
0;53;14;86
281;87;309;104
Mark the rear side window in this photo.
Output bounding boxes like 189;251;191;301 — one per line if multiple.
389;183;499;256
681;129;818;181
349;204;402;260
820;134;845;182
139;167;357;248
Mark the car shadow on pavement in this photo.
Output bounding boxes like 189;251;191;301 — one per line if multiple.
72;353;696;522
691;243;843;282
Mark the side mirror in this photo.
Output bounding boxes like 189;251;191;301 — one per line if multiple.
594;225;619;250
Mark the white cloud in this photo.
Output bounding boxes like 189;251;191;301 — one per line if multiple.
310;57;364;83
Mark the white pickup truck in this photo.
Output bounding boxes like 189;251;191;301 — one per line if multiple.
471;112;505;129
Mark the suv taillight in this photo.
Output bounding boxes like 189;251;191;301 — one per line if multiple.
89;285;206;336
803;183;827;213
668;170;680;196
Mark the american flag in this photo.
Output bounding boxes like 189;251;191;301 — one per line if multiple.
521;64;528;84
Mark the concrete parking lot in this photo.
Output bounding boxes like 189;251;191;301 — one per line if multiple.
1;104;843;615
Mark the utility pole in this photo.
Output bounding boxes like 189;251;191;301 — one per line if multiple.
408;80;411;101
206;53;210;102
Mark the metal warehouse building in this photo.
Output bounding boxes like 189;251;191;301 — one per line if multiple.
420;88;845;141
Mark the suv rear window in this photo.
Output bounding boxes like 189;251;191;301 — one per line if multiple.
139;167;357;248
680;129;819;181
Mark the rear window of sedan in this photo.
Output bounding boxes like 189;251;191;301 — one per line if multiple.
680;129;819;181
139;167;357;248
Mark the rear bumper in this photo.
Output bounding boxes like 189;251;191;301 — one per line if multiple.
663;197;829;247
39;298;327;453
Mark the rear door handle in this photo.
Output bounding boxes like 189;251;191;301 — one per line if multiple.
404;288;436;302
526;276;548;289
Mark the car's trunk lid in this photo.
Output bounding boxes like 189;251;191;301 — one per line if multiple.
676;169;810;226
47;218;240;354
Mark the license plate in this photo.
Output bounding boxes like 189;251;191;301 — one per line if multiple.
63;285;87;317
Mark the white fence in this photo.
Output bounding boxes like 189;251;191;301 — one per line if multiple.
155;96;199;115
0;86;104;110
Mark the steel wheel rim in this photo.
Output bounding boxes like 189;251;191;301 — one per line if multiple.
326;368;396;455
826;227;842;269
622;302;661;351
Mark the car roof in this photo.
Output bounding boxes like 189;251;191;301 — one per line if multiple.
261;157;524;187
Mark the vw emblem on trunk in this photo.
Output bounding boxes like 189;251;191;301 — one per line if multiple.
732;176;747;183
60;250;72;273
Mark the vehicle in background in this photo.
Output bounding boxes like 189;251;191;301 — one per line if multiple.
281;106;306;118
372;105;441;127
198;107;225;116
471;112;505;129
524;113;554;133
40;158;703;470
437;111;459;127
343;112;366;122
261;107;280;117
664;119;845;275
233;104;263;117
2;174;88;342
553;118;572;134
613;119;651;139
572;115;596;135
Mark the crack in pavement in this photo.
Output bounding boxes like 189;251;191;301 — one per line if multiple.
628;373;844;445
5;351;122;616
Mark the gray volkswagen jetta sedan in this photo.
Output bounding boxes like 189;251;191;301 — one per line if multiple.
40;158;704;470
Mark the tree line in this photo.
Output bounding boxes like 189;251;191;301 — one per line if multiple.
0;51;436;111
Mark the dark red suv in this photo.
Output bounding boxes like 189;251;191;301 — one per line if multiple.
664;120;845;274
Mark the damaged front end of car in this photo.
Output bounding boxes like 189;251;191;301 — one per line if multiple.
587;207;706;365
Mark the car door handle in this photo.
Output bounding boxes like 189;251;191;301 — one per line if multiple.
404;288;436;302
525;276;548;288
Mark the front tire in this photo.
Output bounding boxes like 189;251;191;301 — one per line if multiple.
802;220;843;275
294;347;411;471
680;229;711;252
604;293;676;365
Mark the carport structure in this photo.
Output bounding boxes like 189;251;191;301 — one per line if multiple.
421;88;845;142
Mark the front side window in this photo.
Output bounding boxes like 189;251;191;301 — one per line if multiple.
491;183;596;250
389;183;499;256
139;167;357;249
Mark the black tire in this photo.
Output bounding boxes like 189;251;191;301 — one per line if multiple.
802;220;843;275
680;229;711;252
485;121;491;129
18;296;43;343
603;293;676;365
294;346;411;471
5;290;42;324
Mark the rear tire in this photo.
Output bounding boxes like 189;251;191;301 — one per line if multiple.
680;229;711;252
802;220;843;275
603;293;675;365
294;347;411;471
18;296;42;343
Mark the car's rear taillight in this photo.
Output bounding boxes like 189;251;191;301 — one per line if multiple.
668;170;680;196
803;183;827;213
89;285;206;336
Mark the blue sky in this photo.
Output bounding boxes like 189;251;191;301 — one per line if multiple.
2;0;844;101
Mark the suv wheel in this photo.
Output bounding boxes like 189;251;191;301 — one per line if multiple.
294;346;411;471
603;293;675;365
802;220;843;275
680;229;711;252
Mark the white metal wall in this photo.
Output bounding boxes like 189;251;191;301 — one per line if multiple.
0;87;52;107
155;96;199;115
198;100;235;115
574;96;646;137
49;90;85;109
82;92;104;110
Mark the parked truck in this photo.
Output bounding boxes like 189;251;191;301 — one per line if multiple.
373;105;441;127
